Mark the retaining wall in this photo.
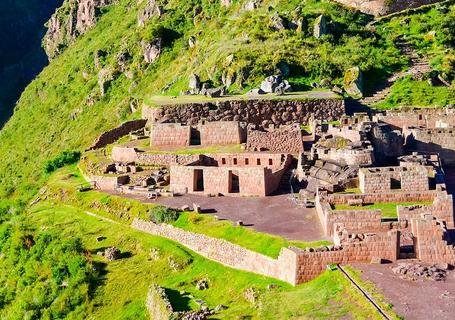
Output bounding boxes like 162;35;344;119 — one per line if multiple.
88;119;147;150
246;125;304;154
143;98;345;127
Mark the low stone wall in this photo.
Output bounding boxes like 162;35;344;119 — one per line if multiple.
292;230;399;283
90;174;129;190
143;98;345;127
88;119;147;150
314;146;374;166
246;125;304;154
145;284;174;320
111;146;201;166
131;218;288;282
404;127;455;166
398;193;454;229
411;215;455;266
374;107;455;130
329;191;438;205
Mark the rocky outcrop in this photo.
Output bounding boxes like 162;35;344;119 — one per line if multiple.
142;38;162;63
313;15;328;39
137;0;163;27
343;67;363;98
44;0;115;59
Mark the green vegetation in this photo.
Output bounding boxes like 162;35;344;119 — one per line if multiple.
0;221;95;319
172;212;331;258
47;165;330;258
374;77;455;109
44;150;81;173
19;202;390;319
333;201;433;218
149;206;180;224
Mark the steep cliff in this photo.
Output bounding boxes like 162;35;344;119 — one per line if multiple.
44;0;115;59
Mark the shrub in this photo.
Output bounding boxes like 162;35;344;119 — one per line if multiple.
44;150;81;174
149;206;180;224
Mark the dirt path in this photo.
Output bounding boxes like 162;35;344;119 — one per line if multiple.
354;263;455;320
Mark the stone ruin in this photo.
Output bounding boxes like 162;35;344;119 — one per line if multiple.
83;97;455;283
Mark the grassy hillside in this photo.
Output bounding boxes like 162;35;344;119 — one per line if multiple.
0;0;453;205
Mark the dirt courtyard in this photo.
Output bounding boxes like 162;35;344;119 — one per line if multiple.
354;263;455;320
135;192;326;241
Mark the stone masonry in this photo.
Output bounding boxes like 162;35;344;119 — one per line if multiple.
246;124;304;154
143;98;345;127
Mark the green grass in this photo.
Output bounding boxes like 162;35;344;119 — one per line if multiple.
25;202;391;319
333;201;433;218
45;165;330;258
172;212;331;258
374;78;455;109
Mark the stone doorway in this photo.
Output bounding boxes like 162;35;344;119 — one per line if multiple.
399;230;416;259
193;169;204;192
229;170;240;193
190;127;201;145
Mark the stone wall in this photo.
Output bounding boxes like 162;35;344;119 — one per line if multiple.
132;218;400;285
90;174;129;190
313;145;374;166
145;284;174;320
291;229;399;283
374;107;455;130
411;215;455;266
150;123;190;147
359;165;429;193
206;153;287;170
88;119;147;150
131;218;289;282
200;121;243;145
332;0;446;16
143;98;345;127
170;165;281;197
329;191;438;205
404;127;455;166
246;125;304;154
398;193;454;229
111;146;201;165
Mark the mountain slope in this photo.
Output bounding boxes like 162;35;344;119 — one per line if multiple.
0;0;453;203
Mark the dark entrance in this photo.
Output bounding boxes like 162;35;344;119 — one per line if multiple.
391;178;401;190
229;170;240;193
190;127;201;145
194;169;204;191
399;230;416;259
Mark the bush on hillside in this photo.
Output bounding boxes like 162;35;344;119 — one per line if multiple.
44;150;81;174
149;206;180;224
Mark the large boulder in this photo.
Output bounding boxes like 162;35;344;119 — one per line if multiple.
142;38;162;64
189;74;201;91
343;67;364;98
313;15;328;39
260;75;292;94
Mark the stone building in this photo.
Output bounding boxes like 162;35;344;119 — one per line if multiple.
359;165;430;194
170;153;292;197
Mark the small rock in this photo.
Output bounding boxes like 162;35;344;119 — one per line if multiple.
193;203;201;213
104;247;121;261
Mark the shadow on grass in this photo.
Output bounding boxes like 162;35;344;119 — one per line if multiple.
165;288;192;312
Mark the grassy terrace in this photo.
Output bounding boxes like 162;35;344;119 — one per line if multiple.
144;90;340;107
47;165;330;258
24;202;395;319
333;201;433;218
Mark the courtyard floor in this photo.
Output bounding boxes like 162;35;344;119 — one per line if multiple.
109;189;326;241
155;194;326;241
354;262;455;320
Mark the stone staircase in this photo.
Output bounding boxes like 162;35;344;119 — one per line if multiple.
360;40;431;106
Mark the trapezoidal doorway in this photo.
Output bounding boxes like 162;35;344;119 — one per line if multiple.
193;169;204;191
229;170;240;193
